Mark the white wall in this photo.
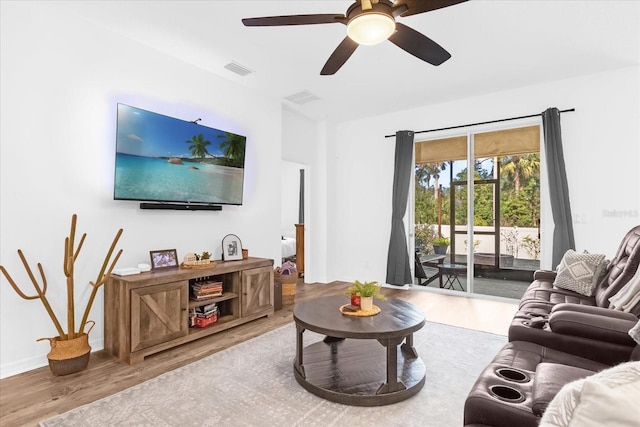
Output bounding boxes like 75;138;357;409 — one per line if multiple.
326;66;640;284
0;2;282;377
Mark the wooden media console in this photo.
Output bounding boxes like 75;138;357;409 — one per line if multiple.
104;257;274;364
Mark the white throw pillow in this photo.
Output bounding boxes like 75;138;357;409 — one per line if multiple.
553;250;606;296
539;361;640;427
609;264;640;312
629;319;640;345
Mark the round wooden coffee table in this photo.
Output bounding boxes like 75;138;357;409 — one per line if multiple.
293;295;426;406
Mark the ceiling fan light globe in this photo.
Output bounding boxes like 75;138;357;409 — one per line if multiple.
347;13;395;45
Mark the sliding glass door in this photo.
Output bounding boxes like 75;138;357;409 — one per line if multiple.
413;124;541;299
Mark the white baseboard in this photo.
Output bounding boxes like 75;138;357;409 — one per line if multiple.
0;338;104;379
380;283;412;290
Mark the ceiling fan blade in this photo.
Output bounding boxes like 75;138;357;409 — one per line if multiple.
393;0;468;17
388;22;451;65
320;37;359;75
242;14;346;27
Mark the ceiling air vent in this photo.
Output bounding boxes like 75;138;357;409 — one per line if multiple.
224;61;254;76
284;90;320;105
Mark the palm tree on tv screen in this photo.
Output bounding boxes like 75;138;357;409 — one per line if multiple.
186;133;212;158
218;132;246;167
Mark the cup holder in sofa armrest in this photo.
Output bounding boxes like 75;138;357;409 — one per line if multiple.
496;368;530;383
488;385;525;403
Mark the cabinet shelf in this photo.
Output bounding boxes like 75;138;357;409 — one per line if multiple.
104;257;275;364
188;292;238;308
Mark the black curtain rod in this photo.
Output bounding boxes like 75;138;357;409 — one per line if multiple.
385;108;575;138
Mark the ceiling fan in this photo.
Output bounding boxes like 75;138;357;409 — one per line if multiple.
242;0;468;75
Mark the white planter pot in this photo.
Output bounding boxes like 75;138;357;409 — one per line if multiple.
360;296;373;311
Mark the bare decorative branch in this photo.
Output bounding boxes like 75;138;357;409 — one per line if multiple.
0;214;123;341
0;250;67;338
79;228;124;334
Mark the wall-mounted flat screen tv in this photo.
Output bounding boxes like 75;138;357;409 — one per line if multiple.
114;104;246;206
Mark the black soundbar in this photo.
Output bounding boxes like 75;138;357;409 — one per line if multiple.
140;202;222;211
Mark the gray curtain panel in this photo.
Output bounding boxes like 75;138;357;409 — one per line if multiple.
542;107;575;268
386;130;415;285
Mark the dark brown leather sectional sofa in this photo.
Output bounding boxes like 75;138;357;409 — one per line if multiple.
464;225;640;427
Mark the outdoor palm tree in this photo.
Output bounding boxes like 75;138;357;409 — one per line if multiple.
416;162;447;197
218;132;246;167
415;165;431;188
186;133;212;158
500;154;540;193
430;162;447;198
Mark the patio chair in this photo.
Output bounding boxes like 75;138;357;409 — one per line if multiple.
414;251;442;286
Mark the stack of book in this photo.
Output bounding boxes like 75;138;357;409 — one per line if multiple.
190;302;219;328
190;280;223;301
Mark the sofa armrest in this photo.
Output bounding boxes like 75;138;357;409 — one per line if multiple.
551;303;639;321
548;309;637;346
533;270;557;281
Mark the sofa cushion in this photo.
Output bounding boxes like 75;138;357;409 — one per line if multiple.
518;280;596;315
553;250;606;297
539;361;640;427
532;363;594;416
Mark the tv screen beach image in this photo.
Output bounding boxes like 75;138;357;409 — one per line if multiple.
114;104;246;205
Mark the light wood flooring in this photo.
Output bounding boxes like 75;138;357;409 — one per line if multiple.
0;281;517;427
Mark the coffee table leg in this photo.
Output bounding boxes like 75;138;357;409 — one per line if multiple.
376;337;407;394
295;324;306;378
401;333;419;358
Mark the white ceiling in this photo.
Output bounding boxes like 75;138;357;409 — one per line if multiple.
68;0;639;122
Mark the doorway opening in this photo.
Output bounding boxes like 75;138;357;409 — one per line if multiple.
281;160;308;278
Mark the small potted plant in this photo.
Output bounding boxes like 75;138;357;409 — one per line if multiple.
344;280;386;311
433;235;450;255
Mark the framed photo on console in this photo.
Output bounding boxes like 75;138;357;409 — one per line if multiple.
150;249;179;269
222;234;243;261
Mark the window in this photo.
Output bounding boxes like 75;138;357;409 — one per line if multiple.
414;125;541;299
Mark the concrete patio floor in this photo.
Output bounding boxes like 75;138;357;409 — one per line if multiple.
414;272;530;300
414;257;536;300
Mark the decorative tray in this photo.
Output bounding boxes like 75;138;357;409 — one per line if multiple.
339;304;381;317
181;261;217;269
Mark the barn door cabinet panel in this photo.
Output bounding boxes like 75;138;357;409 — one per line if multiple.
130;281;188;352
241;266;275;318
105;257;274;364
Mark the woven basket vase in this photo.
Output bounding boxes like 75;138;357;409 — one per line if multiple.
38;320;94;376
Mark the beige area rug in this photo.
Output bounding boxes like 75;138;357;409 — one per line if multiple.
40;321;507;427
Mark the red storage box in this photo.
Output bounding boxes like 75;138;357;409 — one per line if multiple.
193;314;218;328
